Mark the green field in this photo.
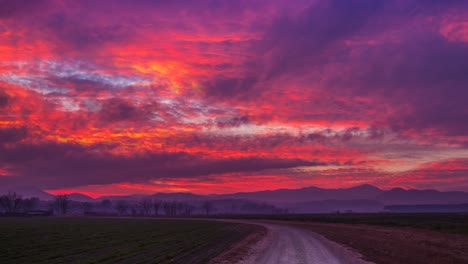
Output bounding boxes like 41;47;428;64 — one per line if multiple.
0;218;257;264
218;213;468;235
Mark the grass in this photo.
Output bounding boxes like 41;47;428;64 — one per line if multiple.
0;217;258;264
216;213;468;235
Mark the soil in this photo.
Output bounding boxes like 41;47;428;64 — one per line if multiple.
280;221;468;264
209;225;267;264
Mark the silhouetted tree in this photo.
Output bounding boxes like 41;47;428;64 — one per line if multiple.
0;192;23;213
22;197;39;212
139;199;153;216
81;202;93;213
162;201;179;216
100;199;112;210
115;200;129;216
163;201;171;216
182;203;195;216
131;206;138;216
170;202;178;216
202;201;213;216
153;199;161;216
177;202;185;215
54;195;70;215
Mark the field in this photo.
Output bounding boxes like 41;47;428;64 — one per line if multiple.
2;214;467;264
219;213;468;264
291;222;468;264
219;213;468;235
0;218;259;264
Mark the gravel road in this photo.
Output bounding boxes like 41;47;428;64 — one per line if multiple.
237;222;372;264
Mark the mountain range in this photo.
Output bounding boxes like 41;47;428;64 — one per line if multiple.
3;184;468;207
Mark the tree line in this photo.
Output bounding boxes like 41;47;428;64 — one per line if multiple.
0;192;214;217
114;199;212;216
0;192;70;215
1;192;288;216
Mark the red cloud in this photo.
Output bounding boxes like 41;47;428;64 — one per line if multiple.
1;0;467;194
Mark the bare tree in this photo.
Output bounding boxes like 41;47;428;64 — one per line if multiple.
100;199;112;210
22;197;39;212
55;195;70;215
170;202;178;216
177;202;184;215
131;205;138;216
162;201;178;216
0;192;23;213
115;200;129;216
181;203;195;216
163;201;171;216
153;199;161;216
139;199;153;216
101;199;112;207
202;201;213;216
81;202;93;213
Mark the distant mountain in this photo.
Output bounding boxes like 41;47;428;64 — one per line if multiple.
61;184;468;207
4;184;468;213
216;184;384;204
150;192;206;201
0;186;96;202
100;192;208;201
294;199;384;213
67;193;95;202
376;188;468;205
98;194;148;201
385;203;468;213
0;186;54;200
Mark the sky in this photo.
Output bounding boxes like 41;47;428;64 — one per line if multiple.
0;0;468;197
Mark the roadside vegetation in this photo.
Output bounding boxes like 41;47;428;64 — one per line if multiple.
0;218;258;264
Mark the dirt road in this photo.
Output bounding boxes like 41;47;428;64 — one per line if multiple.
236;222;371;264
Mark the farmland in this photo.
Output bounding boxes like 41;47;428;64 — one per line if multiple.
215;213;468;264
0;218;260;264
217;213;468;235
290;221;468;264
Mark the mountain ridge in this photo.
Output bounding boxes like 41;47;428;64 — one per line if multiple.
3;184;468;206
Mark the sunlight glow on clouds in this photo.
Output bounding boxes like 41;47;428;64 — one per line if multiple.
0;0;467;195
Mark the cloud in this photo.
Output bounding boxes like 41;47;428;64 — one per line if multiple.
0;0;49;18
98;98;153;122
45;12;134;51
259;0;383;79
380;158;468;191
0;141;325;188
328;31;468;135
215;115;250;128
0;126;28;144
0;89;9;108
204;76;259;99
0;0;467;193
248;0;468;136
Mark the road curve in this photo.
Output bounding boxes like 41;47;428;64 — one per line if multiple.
236;222;372;264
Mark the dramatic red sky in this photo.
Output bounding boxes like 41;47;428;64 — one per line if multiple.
1;0;468;197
